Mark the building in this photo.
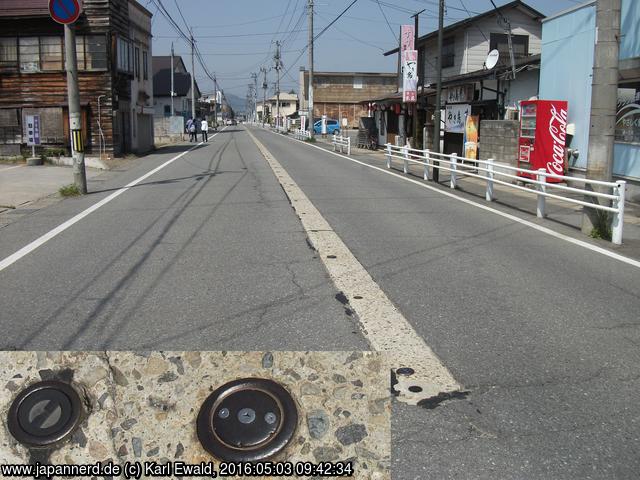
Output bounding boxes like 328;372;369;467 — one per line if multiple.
380;0;543;153
299;69;396;128
0;0;154;158
152;55;201;119
269;92;298;126
539;0;640;200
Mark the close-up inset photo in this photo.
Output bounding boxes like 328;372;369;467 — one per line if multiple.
1;0;640;478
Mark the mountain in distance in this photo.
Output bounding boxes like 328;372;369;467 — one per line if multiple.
223;93;248;114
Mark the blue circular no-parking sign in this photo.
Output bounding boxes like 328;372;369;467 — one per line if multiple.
49;0;81;25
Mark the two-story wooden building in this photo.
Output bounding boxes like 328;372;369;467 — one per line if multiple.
380;0;544;153
0;0;153;159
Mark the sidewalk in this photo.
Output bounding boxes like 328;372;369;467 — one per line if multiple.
310;133;640;260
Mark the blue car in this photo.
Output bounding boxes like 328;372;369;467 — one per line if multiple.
313;119;340;135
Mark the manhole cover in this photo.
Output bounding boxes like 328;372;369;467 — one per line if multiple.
7;381;84;448
197;378;298;462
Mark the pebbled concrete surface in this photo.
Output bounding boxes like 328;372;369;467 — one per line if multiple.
0;351;390;479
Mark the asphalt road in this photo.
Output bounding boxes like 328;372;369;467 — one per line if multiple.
1;125;639;478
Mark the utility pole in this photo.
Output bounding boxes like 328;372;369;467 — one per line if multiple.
64;24;86;193
260;66;268;126
170;42;175;116
308;0;314;138
581;0;621;236
251;72;258;123
190;30;196;121
275;41;282;129
213;76;218;127
432;0;445;182
411;10;425;147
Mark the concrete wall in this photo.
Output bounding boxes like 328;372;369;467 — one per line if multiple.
479;120;519;168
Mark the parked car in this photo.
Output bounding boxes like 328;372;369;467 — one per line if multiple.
313;119;340;135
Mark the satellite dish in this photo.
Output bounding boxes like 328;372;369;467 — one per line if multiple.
486;49;500;70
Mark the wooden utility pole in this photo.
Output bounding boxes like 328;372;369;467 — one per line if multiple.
581;0;621;236
64;24;86;193
432;0;445;182
308;0;315;138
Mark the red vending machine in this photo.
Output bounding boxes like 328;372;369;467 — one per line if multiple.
518;100;568;183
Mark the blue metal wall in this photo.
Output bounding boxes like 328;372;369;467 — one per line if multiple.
540;1;640;179
539;3;596;170
620;0;640;60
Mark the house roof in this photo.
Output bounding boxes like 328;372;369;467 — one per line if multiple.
301;70;396;78
441;53;541;87
153;70;200;98
0;0;49;17
383;0;545;56
152;56;188;76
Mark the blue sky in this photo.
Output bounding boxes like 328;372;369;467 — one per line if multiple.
146;0;585;99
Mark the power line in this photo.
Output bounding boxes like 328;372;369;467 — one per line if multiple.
375;0;398;39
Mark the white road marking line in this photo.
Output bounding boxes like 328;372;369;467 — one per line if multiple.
0;165;25;173
247;128;462;405
271;130;640;270
0;129;227;273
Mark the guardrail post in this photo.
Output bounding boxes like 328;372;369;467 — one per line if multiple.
423;149;430;180
347;136;351;155
612;180;626;245
386;144;391;169
450;154;458;189
537;169;546;218
333;134;337;151
486;158;494;202
403;145;409;174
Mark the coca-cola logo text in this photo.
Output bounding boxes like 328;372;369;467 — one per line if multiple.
547;105;567;175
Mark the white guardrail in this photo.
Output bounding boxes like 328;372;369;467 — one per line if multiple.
332;134;351;155
293;129;311;140
384;144;626;245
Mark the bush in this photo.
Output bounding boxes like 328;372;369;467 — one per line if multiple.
59;184;82;197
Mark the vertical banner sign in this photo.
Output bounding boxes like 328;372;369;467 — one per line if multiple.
402;50;418;103
464;115;479;159
399;25;415;93
26;115;41;146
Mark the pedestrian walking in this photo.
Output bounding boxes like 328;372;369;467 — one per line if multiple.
188;117;196;142
201;118;209;142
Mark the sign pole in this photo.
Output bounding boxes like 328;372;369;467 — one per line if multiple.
64;23;87;193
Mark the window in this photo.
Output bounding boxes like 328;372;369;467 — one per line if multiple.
40;37;63;70
117;37;133;73
0;37;18;68
164;105;171;116
75;36;86;70
135;47;140;78
353;76;363;89
142;51;148;79
19;37;39;72
84;35;107;70
490;33;529;61
442;37;455;68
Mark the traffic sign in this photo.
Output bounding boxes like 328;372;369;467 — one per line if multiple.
49;0;81;25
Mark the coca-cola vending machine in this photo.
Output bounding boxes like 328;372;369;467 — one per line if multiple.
517;100;568;183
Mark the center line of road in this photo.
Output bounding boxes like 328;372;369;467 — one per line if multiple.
246;128;462;405
0;128;227;273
